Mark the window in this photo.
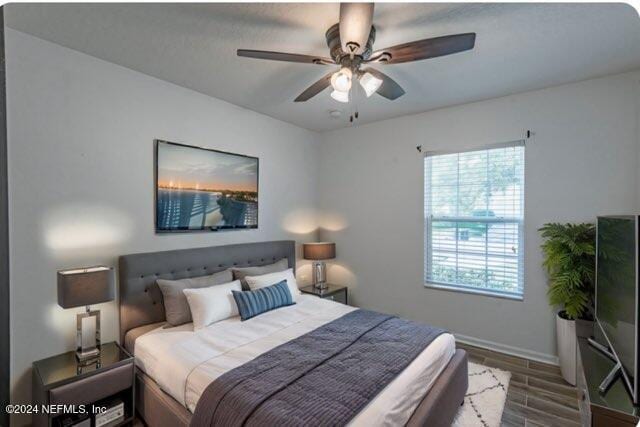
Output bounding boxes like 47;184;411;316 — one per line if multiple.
424;142;525;298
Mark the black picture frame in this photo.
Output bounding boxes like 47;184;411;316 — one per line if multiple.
154;140;259;233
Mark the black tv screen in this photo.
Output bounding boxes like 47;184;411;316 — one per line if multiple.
596;215;638;403
155;140;258;232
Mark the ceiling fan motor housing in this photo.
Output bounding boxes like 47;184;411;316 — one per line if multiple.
325;23;376;64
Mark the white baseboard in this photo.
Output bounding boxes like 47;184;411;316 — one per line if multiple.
454;333;559;366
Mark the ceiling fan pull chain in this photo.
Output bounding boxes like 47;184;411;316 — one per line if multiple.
353;82;360;120
350;86;356;123
354;85;357;118
350;95;354;123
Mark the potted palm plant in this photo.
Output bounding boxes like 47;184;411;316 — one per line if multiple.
539;222;595;385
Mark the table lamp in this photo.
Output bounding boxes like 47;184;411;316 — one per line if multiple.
303;242;336;290
57;266;115;362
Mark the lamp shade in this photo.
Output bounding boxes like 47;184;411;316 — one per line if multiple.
303;242;336;260
57;266;115;309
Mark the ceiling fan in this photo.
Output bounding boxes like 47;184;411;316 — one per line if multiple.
237;3;476;106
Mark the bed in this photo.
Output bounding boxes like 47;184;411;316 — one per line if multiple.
119;240;468;427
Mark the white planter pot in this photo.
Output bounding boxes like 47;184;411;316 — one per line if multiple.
556;312;577;386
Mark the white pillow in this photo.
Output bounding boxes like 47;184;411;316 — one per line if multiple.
244;268;301;301
182;280;242;330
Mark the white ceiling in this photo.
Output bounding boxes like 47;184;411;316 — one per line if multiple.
6;3;640;132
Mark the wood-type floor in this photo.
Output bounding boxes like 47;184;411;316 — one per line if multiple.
457;342;581;427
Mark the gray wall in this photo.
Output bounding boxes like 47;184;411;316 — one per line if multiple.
0;8;9;427
5;29;320;425
318;71;640;362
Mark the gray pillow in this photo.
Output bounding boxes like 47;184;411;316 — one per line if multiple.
157;269;233;326
232;258;289;290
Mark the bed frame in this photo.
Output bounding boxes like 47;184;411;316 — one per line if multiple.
119;240;468;427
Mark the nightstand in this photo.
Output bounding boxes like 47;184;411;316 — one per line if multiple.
32;342;134;427
300;284;348;305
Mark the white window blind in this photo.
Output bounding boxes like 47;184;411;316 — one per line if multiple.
424;142;525;297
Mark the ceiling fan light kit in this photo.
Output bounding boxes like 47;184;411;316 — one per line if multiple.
359;72;383;98
237;3;476;118
330;89;349;103
331;67;353;92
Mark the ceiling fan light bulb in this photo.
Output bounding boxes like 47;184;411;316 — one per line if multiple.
331;68;352;92
330;90;349;103
359;72;383;97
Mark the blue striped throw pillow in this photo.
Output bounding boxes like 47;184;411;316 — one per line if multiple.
232;280;295;321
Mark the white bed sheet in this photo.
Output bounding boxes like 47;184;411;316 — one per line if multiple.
135;295;455;426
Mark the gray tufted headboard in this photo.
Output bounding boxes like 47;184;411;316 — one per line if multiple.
118;240;296;343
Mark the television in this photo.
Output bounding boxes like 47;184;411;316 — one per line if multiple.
595;215;639;404
155;140;258;232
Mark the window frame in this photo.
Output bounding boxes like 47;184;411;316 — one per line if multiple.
423;140;525;300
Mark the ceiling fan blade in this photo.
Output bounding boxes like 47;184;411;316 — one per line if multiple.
339;3;374;55
294;72;334;102
368;33;476;64
362;68;405;100
237;49;334;65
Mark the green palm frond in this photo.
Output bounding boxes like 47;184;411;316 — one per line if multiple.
539;222;595;320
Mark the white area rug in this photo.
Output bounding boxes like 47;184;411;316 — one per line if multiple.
453;362;511;427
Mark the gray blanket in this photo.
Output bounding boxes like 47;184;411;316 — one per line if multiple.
190;309;445;427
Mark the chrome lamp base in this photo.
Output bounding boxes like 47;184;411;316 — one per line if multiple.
76;306;101;363
312;261;328;290
76;347;100;363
